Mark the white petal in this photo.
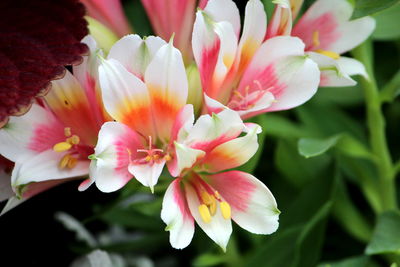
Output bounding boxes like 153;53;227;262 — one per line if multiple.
0;196;25;216
168;142;205;177
207;171;280;235
128;160;166;191
336;56;368;79
161;179;194;249
11;150;89;187
0;104;63;162
307;52;356;87
204;0;241;36
185;182;232;251
108;34;166;79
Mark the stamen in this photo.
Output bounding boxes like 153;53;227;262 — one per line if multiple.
64;127;72;137
67;156;78;169
201;191;213;206
312;31;320;48
164;154;172;161
315;49;340;60
67;135;80;145
220;201;231;220
199;204;212;223
59;154;71;169
209;198;217;216
53;142;72;152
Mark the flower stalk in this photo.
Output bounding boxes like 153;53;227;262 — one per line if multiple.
352;40;397;212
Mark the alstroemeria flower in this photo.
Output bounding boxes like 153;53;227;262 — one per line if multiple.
267;0;375;87
141;0;197;63
161;107;279;250
87;35;190;192
0;36;107;197
80;0;133;37
193;0;320;119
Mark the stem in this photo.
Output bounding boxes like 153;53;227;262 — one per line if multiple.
352;41;397;212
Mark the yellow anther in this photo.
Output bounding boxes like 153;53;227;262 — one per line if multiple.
153;154;160;160
53;142;72;152
64;127;72;137
312;31;320;47
201;191;213;206
209;198;217;216
67;156;78;169
67;135;80;145
59;154;71;169
199;204;212;223
220;201;231;220
214;191;221;200
233;90;244;99
145;155;152;162
164;154;172;161
315;49;340;60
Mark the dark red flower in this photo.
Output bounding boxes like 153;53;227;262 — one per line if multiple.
0;0;89;127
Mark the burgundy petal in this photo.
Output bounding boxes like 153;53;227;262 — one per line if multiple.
0;0;89;127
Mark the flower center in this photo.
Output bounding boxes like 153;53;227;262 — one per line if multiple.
134;136;171;164
228;81;273;111
193;177;231;223
52;127;83;169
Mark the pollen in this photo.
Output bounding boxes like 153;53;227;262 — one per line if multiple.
53;142;72;152
67;135;80;145
312;31;320;48
59;154;71;168
164;154;172;161
199;204;212;223
64;127;72;137
209;198;217;216
201;191;213;205
220;201;231;220
315;49;340;60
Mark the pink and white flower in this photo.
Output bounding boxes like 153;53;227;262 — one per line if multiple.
0;36;107;199
192;0;320;119
161;108;279;250
267;0;375;87
87;35;190;192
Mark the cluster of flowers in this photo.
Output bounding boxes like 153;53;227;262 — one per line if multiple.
0;0;374;250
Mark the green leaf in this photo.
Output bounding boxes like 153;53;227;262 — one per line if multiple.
372;3;400;40
352;0;399;19
275;139;331;187
298;135;341;158
192;254;227;267
317;256;369;267
365;211;400;255
263;113;310;139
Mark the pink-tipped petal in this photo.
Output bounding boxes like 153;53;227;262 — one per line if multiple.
203;93;226;115
185;109;244;152
292;0;375;54
145;42;188;142
201;125;260;173
185;182;232;251
237;36;320;114
98;58;154;138
92;122;142;192
0;104;64;162
108;35;166;79
206;171;280;235
161;178;195;249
